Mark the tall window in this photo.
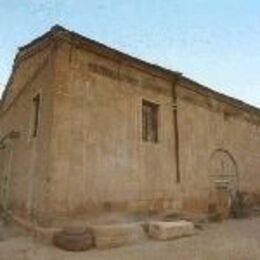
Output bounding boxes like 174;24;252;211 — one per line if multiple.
142;100;159;143
32;94;40;137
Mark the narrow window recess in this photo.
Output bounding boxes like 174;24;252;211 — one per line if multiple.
142;100;159;143
32;94;40;138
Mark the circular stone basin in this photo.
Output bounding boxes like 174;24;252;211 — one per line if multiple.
53;227;93;251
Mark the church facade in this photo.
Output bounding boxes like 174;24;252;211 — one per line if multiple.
0;26;260;228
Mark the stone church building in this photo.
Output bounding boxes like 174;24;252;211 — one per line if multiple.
0;25;260;229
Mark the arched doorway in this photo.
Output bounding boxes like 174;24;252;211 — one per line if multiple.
209;149;239;217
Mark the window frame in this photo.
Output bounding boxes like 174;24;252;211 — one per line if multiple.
142;99;159;143
31;94;41;138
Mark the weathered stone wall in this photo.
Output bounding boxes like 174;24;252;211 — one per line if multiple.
7;39;258;226
176;80;260;212
45;41;181;225
1;32;260;228
0;42;55;223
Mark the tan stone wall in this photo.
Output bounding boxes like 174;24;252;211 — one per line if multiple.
0;43;55;223
176;81;260;212
1;36;260;228
45;41;181;224
2;42;53;110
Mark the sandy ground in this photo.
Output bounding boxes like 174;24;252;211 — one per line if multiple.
0;217;260;260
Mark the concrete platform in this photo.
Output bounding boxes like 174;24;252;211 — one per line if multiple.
148;220;194;240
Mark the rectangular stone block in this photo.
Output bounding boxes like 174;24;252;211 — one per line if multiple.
148;220;194;240
92;223;145;249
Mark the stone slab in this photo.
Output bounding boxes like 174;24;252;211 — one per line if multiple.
92;223;145;249
148;220;194;240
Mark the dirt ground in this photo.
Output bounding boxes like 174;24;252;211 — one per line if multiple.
0;217;260;260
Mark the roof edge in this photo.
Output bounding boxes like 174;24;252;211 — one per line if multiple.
180;76;260;115
1;24;259;118
18;25;181;81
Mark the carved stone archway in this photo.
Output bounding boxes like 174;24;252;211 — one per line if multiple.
208;149;239;216
209;149;238;191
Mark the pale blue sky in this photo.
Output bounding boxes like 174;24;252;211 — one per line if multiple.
0;0;260;106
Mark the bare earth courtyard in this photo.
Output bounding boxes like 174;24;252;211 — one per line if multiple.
0;217;260;260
